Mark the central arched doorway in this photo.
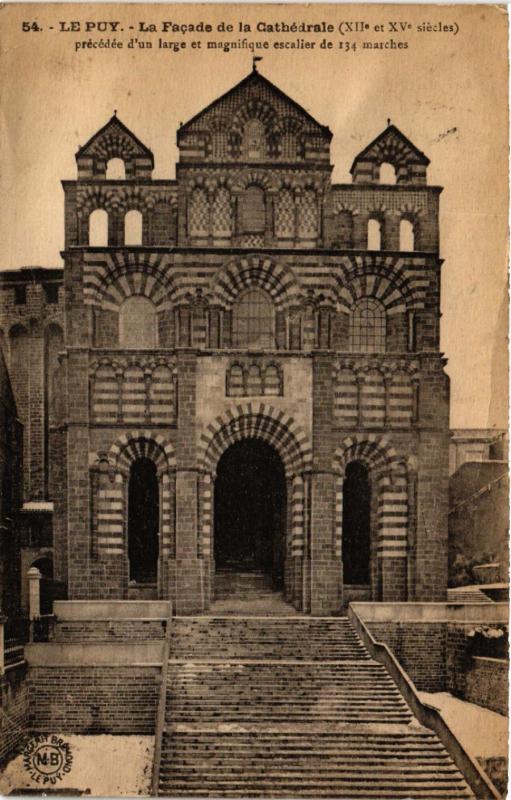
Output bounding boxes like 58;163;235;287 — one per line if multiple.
214;439;287;589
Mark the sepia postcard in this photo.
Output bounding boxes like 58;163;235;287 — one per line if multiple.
0;3;508;797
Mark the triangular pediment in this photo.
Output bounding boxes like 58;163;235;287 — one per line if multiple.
351;124;429;172
178;69;331;141
77;115;154;163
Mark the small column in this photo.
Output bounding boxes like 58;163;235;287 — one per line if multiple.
27;567;42;620
291;474;305;609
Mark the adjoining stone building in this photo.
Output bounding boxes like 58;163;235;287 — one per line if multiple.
0;67;450;615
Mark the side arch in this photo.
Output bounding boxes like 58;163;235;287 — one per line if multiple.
332;434;409;597
83;252;177;311
106;431;176;477
331;257;426;315
211;255;301;311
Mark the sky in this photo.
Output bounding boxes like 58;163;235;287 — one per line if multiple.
0;3;508;428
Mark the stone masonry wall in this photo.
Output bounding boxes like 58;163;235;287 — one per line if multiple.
28;667;159;734
0;664;29;766
367;620;446;691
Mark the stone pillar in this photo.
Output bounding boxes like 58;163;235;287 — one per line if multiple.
27;567;41;619
171;351;204;614
290;474;305;610
415;355;450;600
65;254;92;599
29;320;45;499
310;354;342;614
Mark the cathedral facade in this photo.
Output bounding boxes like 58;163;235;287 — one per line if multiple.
1;67;450;615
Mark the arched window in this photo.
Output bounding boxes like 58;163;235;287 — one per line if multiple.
128;457;159;583
240;185;265;234
89;209;109;246
232;289;275;349
350;298;386;353
343;461;371;585
367;217;382;250
106;158;125;179
124;210;143;245
379;162;396;184
400;218;415;251
243;119;265;160
119;296;157;349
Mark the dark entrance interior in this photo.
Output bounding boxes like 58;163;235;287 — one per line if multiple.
214;439;287;586
342;461;371;584
128;457;159;583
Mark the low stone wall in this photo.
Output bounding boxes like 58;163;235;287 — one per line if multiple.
0;663;29;765
366;620;446;691
28;666;160;734
50;619;166;642
465;657;509;716
352;602;509;701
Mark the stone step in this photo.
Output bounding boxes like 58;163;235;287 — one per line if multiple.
156;615;474;798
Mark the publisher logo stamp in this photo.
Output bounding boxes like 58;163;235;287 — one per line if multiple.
23;735;73;785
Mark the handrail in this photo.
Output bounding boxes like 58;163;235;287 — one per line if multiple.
151;601;173;797
348;605;501;799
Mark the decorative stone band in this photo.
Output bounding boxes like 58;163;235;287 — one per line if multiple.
211;255;301;311
333;433;408;560
198;402;312;478
91;432;177;558
83;251;177;310
291;475;305;558
90;358;176;425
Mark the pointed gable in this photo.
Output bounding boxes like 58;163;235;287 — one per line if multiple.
351;124;429;185
76;115;154;179
178;69;332;165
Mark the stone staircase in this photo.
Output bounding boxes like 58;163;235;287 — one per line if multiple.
156;616;474;798
214;570;276;600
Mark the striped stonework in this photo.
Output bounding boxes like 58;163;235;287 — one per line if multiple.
332;434;408;560
377;472;408;559
333;359;419;430
91;362;119;423
122;365;146;424
333;368;358;427
291;475;305;558
211;255;301;311
107;431;176;476
160;472;175;559
199;402;312;478
360;368;385;427
91;356;176;425
91;433;176;560
83;251;176;310
199;473;213;559
226;360;283;398
96;471;125;556
331;255;428;314
388;369;415;426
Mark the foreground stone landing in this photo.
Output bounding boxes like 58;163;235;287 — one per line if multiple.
156;616;474;798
